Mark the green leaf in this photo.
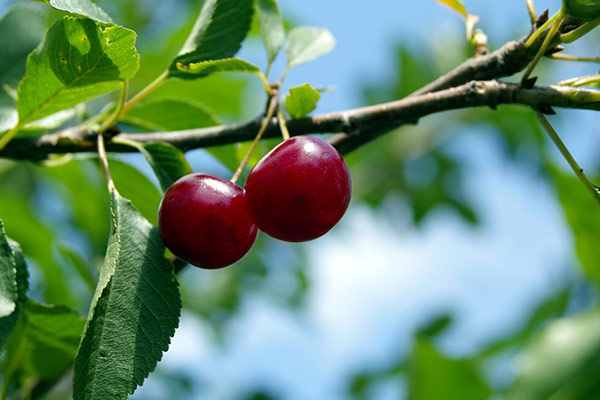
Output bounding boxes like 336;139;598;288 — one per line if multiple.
16;16;139;125
121;98;220;131
285;26;335;69
552;168;600;287
256;0;285;67
73;191;181;400
58;245;97;292
285;83;321;119
0;221;28;349
508;309;600;399
139;142;193;192
108;158;162;226
35;0;113;23
169;0;254;79
565;0;600;18
408;337;491;400
3;300;84;391
175;57;260;79
0;5;46;87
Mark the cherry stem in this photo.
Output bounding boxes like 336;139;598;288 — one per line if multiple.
99;80;128;134
230;92;278;184
526;0;537;26
536;111;600;207
277;111;290;140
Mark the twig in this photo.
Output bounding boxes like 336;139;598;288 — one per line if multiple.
536;112;600;207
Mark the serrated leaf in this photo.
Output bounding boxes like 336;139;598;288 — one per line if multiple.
565;0;600;18
140;142;193;192
16;16;139;125
285;83;321;119
169;0;254;79
508;309;600;399
3;300;84;388
256;0;284;67
35;0;113;23
175;57;260;78
121;98;220;131
285;26;335;69
73;191;181;400
0;221;28;349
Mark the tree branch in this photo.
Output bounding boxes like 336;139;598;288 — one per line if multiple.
2;81;600;160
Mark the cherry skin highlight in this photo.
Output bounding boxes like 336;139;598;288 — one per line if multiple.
158;173;258;269
244;136;352;242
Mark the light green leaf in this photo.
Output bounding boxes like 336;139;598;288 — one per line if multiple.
58;245;96;292
17;16;139;125
3;300;84;388
175;57;260;78
139;142;193;192
169;0;254;79
0;106;17;133
108;158;162;226
508;309;600;399
408;337;491;400
35;0;113;23
285;26;335;69
256;0;285;67
0;221;28;349
121;98;220;131
565;0;600;18
73;190;181;400
285;83;321;119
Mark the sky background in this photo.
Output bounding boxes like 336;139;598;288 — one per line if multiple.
129;0;600;399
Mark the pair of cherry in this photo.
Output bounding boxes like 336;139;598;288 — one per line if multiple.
158;136;352;269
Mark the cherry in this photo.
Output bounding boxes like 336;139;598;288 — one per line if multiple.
244;136;351;242
158;173;258;269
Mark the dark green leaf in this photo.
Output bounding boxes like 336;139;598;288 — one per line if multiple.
121;98;220;131
285;26;335;69
169;0;254;79
175;57;260;79
17;16;139;125
140;142;193;192
565;0;600;18
73;191;181;399
0;221;28;349
408;337;491;400
285;83;321;119
256;0;284;67
35;0;113;23
108;158;162;226
508;309;600;399
3;300;84;389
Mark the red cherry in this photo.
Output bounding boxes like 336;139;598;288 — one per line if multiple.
158;173;258;269
244;136;351;242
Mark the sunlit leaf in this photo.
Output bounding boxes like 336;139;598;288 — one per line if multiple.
175;57;260;79
285;83;321;119
285;26;335;69
17;16;139;125
35;0;113;23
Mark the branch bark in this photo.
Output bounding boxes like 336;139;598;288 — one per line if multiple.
2;81;599;160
